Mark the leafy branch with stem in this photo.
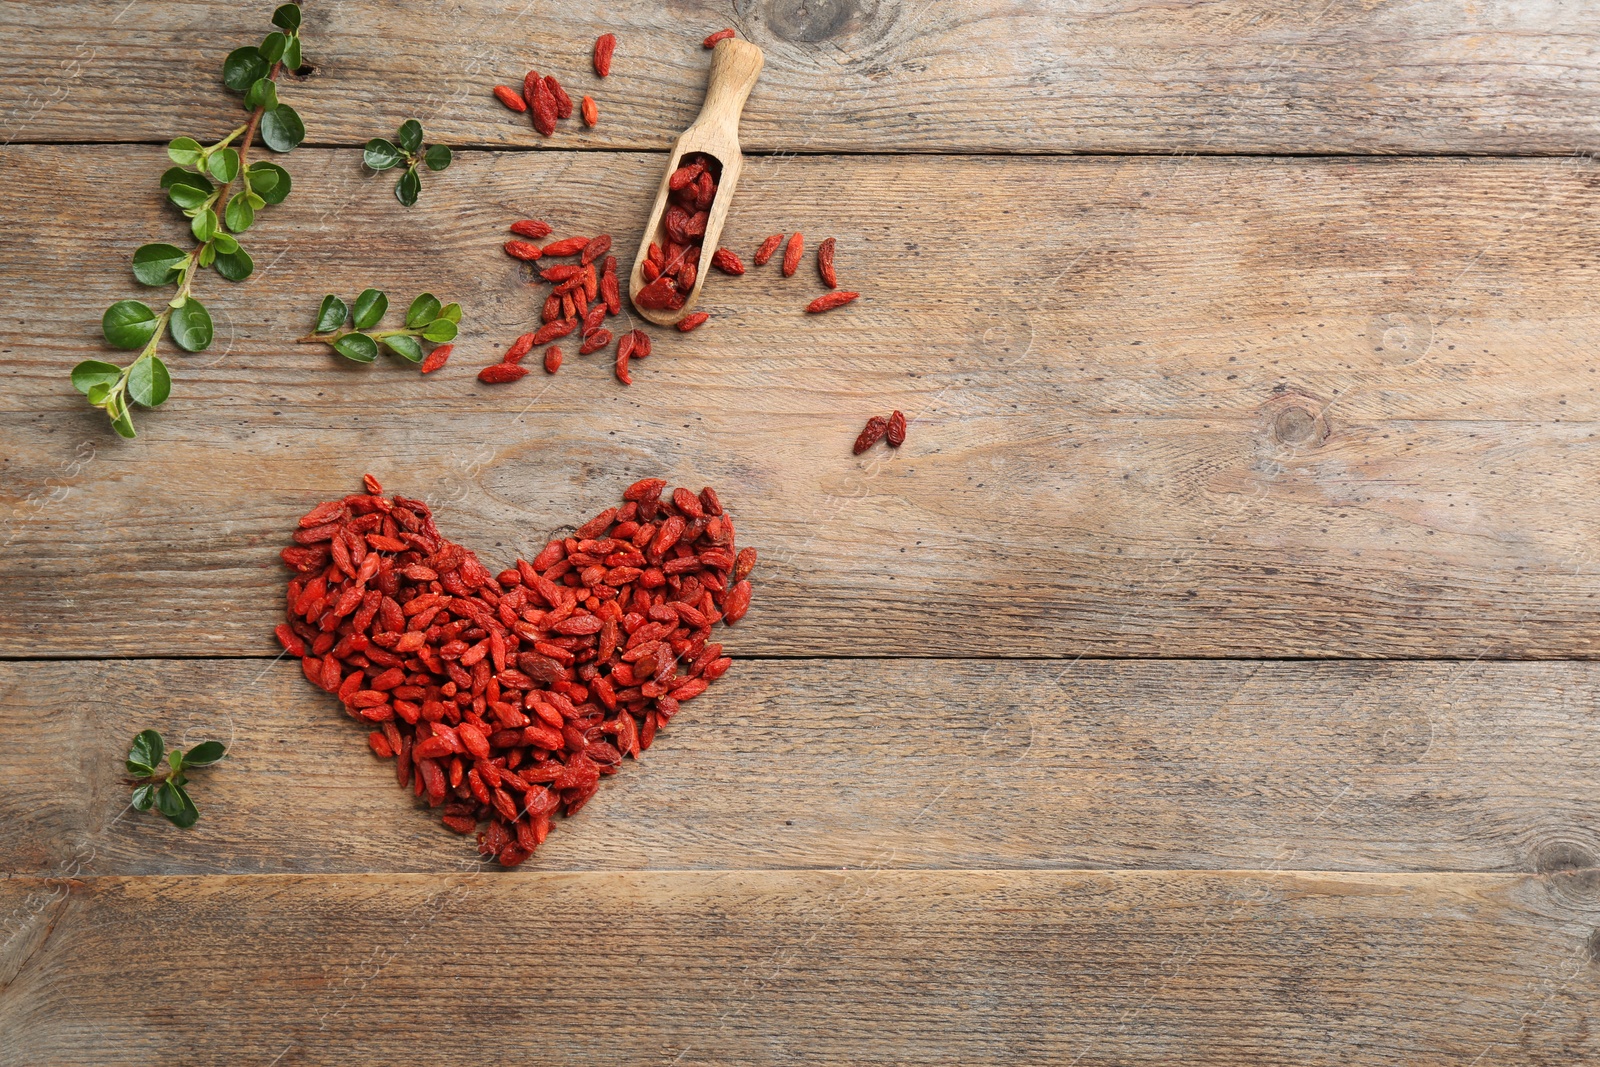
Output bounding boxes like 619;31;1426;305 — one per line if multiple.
298;290;462;366
73;3;309;438
364;119;452;206
125;729;229;828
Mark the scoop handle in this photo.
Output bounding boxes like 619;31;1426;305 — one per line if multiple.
695;38;765;135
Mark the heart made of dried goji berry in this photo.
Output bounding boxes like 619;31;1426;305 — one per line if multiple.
277;474;755;867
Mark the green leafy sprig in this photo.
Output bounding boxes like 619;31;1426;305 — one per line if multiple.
125;729;228;828
74;3;308;438
364;120;452;206
297;290;462;364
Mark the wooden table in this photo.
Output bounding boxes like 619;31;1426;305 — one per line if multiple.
5;2;1600;1063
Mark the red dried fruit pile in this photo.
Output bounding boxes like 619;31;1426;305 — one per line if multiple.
492;34;616;133
489;220;623;380
635;152;722;315
278;475;757;868
854;410;907;454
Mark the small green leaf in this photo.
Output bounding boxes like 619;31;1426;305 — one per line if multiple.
131;784;155;811
127;355;172;407
103;300;159;350
191;207;218;243
271;3;302;31
383;334;424;362
160;166;190;190
222;46;268;92
363;138;402;171
438;302;462;324
249;162;292;205
183;740;228;767
396;119;423;155
260;105;305;153
243;76;278;113
132;243;189;286
167;137;203;166
170;300;214;353
423;144;452;172
405;293;440;328
421;318;457;343
127;729;165;776
245;191;266;210
333;333;379;363
395;167;420;207
316;294;348;333
110;395;137;438
197;243;216;268
155;780;200;827
284;35;302;71
207;146;241;182
212;231;239;255
166;175;214;212
86;383;114;405
351;288;387;331
169;750;184;774
214;247;254;282
260;31;287;66
224;194;255;233
72;361;124;396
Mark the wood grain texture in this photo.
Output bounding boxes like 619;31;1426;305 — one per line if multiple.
4;1;1600;155
6;657;1600;878
4;147;1600;657
3;868;1598;1065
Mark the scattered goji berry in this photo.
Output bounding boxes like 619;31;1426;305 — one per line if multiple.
504;240;543;261
544;75;572;119
677;312;709;332
593;33;616;77
493;85;528;113
711;248;745;275
854;415;888;454
581;95;598;127
510;219;552;239
544;346;562;373
806;291;859;313
887;409;906;447
420;344;452;375
504;333;537;364
783;232;803;277
817;237;837;289
704;28;736;47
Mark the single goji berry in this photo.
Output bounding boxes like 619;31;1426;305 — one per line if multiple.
478;362;529;384
504;332;537;364
677;312;709;332
543;346;562;373
510;219;552;239
531;76;558;136
522;70;541;110
579;329;612;355
593;33;616;77
504;240;543;261
581;95;598;127
854;415;888;454
704;28;736;47
711;248;745;275
493;85;528;113
581;234;611;265
817;237;837;289
419;344;452;375
754;234;782;265
782;232;803;277
543;236;589;257
806;290;860;313
886;409;906;447
544;75;572;119
615;348;632;385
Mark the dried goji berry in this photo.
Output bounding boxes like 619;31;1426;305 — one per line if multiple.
854;415;888;454
593;33;616;77
531;76;558;136
504;332;537;364
704;28;736;47
493;85;528;113
579;328;612;355
581;234;611;265
677;312;709;332
710;248;745;275
523;70;541;110
754;234;782;265
504;240;543;261
817;237;837;289
543;236;589;257
511;219;552;239
533;319;575;345
581;95;598;127
806;291;859;313
419;344;452;375
544;75;572;119
478;363;529;384
544;346;562;373
614;348;632;385
886;409;906;447
782;232;803;277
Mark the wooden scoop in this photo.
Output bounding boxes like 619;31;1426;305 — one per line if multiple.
628;38;764;326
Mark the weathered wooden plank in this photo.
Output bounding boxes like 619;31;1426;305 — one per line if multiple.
5;148;1600;658
3;869;1597;1065
4;1;1600;155
6;657;1599;877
